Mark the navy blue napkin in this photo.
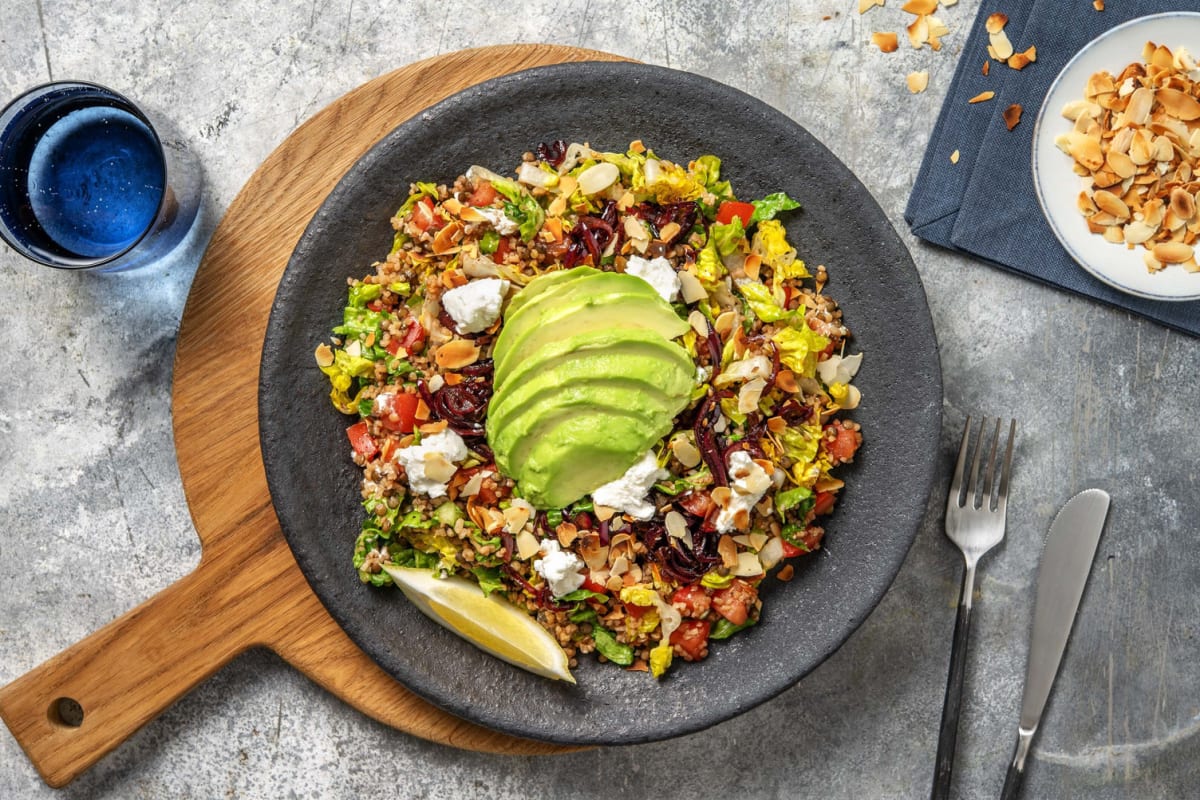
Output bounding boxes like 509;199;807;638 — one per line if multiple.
906;0;1200;335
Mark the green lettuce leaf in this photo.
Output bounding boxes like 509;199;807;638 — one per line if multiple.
470;566;506;597
709;219;745;257
749;192;801;224
752;219;809;280
772;325;830;378
737;281;794;323
592;626;635;666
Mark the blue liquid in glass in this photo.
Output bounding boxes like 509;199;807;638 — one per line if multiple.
26;106;165;259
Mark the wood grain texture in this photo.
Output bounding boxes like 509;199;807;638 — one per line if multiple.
0;44;631;788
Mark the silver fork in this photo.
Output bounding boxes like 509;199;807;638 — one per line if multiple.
930;417;1017;800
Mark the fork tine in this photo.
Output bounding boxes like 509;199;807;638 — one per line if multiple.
997;419;1016;510
965;416;987;509
981;417;1001;509
947;416;972;508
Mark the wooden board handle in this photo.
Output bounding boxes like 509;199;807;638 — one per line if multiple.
0;533;287;788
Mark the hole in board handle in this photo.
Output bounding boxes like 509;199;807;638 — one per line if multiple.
48;697;84;728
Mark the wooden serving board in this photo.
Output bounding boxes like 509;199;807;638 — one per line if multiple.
0;44;632;788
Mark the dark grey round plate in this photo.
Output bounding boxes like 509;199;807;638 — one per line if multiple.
259;62;942;746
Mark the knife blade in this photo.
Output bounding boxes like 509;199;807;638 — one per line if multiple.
1000;488;1111;800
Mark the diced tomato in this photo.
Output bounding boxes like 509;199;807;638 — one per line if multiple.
676;490;714;518
625;601;653;619
346;421;378;459
813;491;836;516
711;579;757;626
410;197;446;232
715;201;755;227
781;540;808;559
670;619;711;661
468;182;497;207
366;300;383;312
491;235;512;264
825;422;862;464
582;575;608;595
670;584;712;619
374;392;419;433
387;319;425;357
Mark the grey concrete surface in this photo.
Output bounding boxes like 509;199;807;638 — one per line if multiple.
2;1;1197;797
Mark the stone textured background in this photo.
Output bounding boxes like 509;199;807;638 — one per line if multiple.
2;1;1197;797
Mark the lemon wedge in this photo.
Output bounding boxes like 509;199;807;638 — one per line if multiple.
381;565;575;683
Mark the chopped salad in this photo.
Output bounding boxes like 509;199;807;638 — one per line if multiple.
315;140;863;678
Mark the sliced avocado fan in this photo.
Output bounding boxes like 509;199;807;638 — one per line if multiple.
487;267;695;509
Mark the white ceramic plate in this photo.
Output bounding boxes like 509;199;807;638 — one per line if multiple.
1033;12;1200;302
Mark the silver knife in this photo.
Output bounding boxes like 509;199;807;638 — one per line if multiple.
1000;488;1111;799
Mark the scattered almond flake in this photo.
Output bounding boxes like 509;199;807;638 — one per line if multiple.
777;563;796;582
900;0;936;14
927;16;950;51
594;503;617;522
677;269;707;303
460;471;485;498
670;437;703;469
950;149;960;164
1008;46;1036;71
982;60;990;76
718;534;738;568
906;16;929;49
871;31;899;53
986;13;1008;34
907;71;930;93
858;0;885;12
1003;103;1024;130
434;338;480;370
968;90;995;104
1093;0;1104;9
990;29;1014;61
515;530;541;560
313;342;334;367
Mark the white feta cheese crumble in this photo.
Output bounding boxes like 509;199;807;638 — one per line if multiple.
474;206;519;235
624;255;681;302
395;429;469;498
534;539;586;597
441;278;510;334
715;450;773;533
591;449;668;520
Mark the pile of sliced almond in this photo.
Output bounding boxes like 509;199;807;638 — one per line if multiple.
1058;42;1200;273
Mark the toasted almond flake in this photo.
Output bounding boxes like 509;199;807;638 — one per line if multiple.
989;29;1014;61
1171;186;1197;220
1066;131;1104;171
422;452;458;484
858;0;884;12
907;71;929;94
687;309;708;337
718;535;738;568
1125;87;1155;126
950;149;960;164
1008;51;1033;71
900;0;936;13
1106;150;1137;179
733;552;762;577
748;531;769;552
610;555;629;577
1093;0;1104;9
556;522;579;548
594;504;617;523
968;91;996;105
678;269;707;303
737;377;767;414
711;486;732;508
871;31;899;53
314;342;334;367
434;339;481;370
670;438;703;469
418;419;449;435
1003;104;1024;131
986;13;1008;34
777;563;796;582
658;221;682;243
714;310;737;337
927;16;949;50
1094;190;1131;220
514;530;541;561
460;471;486;498
1157;88;1200;121
906;17;928;49
775;369;799;393
1183;257;1200;273
982;60;990;76
1153;241;1194;262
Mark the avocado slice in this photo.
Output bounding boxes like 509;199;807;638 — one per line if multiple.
503;265;601;320
489;337;693;425
495;328;694;400
493;278;689;387
514;410;674;509
489;377;688;467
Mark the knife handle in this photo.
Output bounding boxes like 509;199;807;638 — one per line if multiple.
931;563;976;800
1000;727;1035;800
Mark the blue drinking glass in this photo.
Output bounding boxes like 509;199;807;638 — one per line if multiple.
0;81;201;271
